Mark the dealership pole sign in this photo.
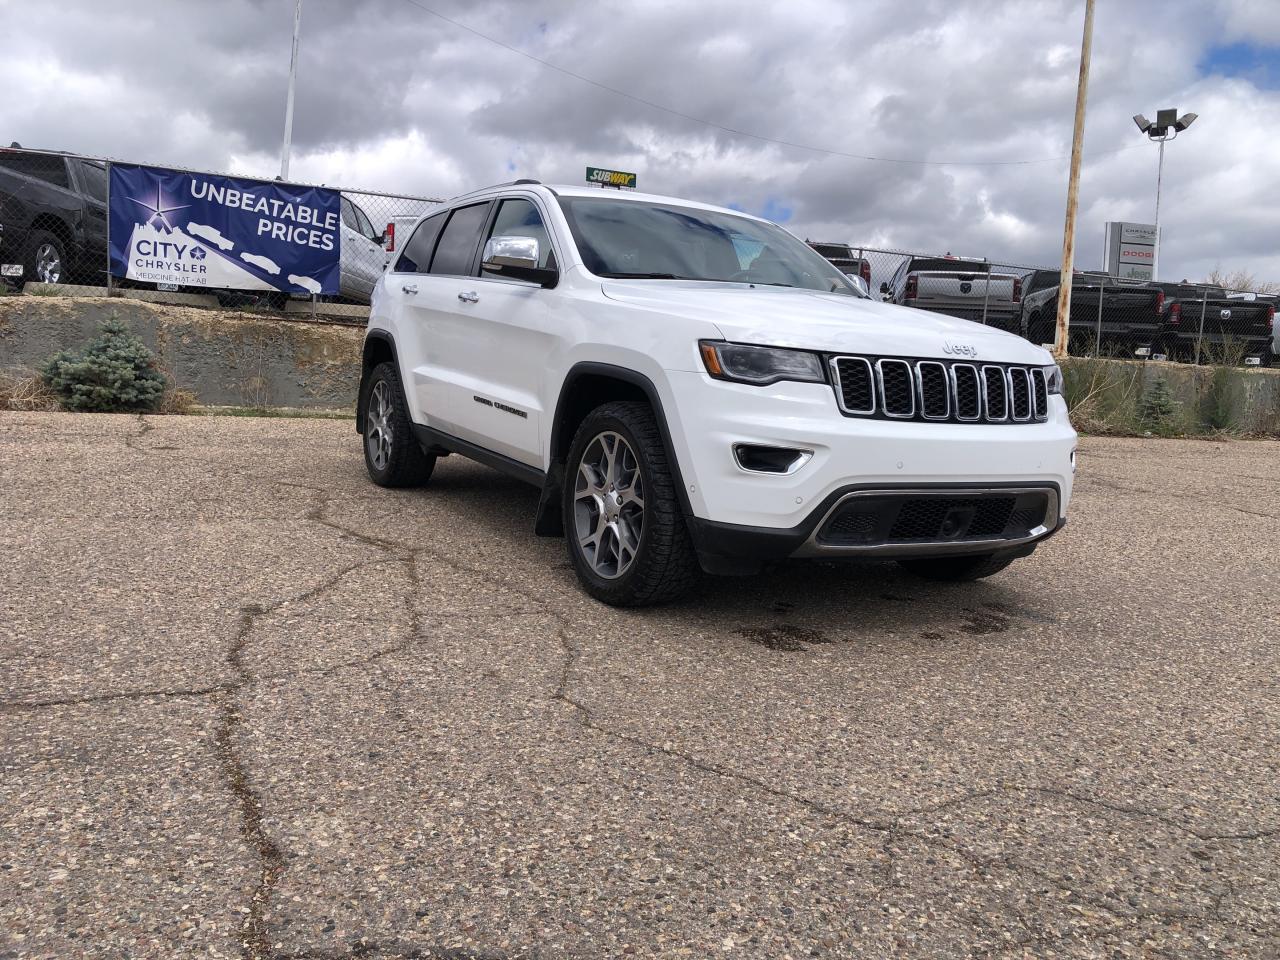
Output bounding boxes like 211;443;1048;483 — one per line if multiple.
1103;221;1158;281
108;164;341;294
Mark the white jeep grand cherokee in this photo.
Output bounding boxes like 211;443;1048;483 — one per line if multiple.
358;180;1076;606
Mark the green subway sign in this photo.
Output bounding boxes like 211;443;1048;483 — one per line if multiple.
586;167;637;189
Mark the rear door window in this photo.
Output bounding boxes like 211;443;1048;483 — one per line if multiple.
394;212;446;273
429;202;490;276
0;152;70;188
78;161;107;203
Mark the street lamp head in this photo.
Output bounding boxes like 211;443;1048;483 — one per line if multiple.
1133;113;1151;133
1174;112;1198;131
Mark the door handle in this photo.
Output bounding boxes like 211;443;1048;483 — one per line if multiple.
402;283;418;294
458;291;479;303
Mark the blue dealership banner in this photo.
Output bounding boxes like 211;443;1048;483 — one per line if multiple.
108;164;341;294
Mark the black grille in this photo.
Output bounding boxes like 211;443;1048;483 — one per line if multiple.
817;491;1051;548
1009;368;1032;420
878;360;914;417
952;364;981;420
888;497;1015;541
834;357;874;413
1031;368;1048;418
982;366;1009;420
917;362;949;419
823;510;878;543
831;356;1048;424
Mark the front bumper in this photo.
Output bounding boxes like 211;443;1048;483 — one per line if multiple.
688;482;1065;574
665;370;1077;531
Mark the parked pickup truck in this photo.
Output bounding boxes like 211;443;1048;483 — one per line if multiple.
1019;269;1166;356
357;180;1075;606
1154;284;1275;365
880;256;1022;333
806;241;871;287
0;146;107;286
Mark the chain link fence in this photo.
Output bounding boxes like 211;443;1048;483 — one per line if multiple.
808;242;1278;368
0;145;441;318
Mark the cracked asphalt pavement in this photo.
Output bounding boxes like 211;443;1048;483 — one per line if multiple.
2;411;1278;959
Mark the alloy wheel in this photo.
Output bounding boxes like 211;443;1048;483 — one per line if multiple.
365;380;393;471
35;243;62;284
573;431;645;579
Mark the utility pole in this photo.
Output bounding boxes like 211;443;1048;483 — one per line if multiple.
279;0;304;181
1053;0;1094;360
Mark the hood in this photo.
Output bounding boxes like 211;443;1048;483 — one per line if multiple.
601;281;1050;364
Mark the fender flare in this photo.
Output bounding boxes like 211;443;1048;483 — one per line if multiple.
536;361;694;537
356;329;399;433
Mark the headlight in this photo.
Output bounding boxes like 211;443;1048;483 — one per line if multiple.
1042;364;1063;395
699;341;825;386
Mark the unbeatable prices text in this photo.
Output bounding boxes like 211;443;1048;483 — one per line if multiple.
189;180;338;251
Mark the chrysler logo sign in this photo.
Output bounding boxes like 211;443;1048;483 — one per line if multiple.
943;341;979;358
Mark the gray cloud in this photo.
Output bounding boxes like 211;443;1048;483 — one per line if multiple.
1;0;1276;281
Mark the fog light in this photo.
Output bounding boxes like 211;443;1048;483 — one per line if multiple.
733;443;813;475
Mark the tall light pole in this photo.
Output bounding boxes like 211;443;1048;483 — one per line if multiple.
1052;0;1095;360
279;0;304;181
1132;108;1197;280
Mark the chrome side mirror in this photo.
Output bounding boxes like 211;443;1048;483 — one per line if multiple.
482;235;539;270
845;273;870;297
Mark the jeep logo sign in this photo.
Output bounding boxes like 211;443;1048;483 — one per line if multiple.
942;341;979;358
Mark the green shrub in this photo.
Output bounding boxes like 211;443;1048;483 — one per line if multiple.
1137;376;1179;433
41;318;167;412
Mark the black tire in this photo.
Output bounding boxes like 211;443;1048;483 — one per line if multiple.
23;229;68;285
360;361;435;488
562;401;699;607
897;553;1017;582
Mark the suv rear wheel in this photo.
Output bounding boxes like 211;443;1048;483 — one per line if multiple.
360;361;435;488
563;401;699;607
897;553;1016;582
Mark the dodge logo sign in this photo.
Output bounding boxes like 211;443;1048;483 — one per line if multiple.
942;341;979;358
959;281;972;294
1220;308;1232;320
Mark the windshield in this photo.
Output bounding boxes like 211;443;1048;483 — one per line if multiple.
557;196;864;296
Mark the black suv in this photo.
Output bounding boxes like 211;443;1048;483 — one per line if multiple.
0;146;108;287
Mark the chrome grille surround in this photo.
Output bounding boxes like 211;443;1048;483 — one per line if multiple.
828;356;1050;424
829;356;875;415
875;359;916;419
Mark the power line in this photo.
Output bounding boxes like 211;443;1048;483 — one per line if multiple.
399;0;1139;167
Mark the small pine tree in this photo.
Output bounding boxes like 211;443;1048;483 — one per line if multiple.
1138;376;1178;431
42;318;167;413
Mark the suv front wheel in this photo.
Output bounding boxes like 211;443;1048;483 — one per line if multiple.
563;401;699;607
360;361;435;488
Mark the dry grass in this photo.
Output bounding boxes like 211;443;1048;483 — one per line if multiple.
0;367;60;412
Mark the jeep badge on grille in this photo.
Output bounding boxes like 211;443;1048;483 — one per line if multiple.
942;341;979;359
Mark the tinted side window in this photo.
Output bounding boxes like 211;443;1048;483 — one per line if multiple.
352;200;378;241
429;202;490;276
78;161;107;202
481;198;553;278
0;152;70;188
340;197;358;230
394;213;446;273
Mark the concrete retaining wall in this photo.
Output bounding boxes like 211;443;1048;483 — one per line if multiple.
2;296;1278;433
1060;355;1280;436
0;296;362;410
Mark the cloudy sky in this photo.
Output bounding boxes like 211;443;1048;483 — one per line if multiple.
2;0;1278;281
